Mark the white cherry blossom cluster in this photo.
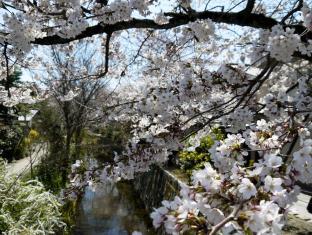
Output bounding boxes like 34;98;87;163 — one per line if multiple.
221;107;253;133
151;155;300;234
267;25;300;62
302;2;312;31
3;13;45;55
148;114;306;234
97;1;132;24
186;20;215;42
297;40;312;57
130;0;150;16
295;76;312;111
252;17;312;63
0;86;37;107
58;90;80;102
247;200;284;234
0;0;155;58
217;64;250;86
209;133;248;173
292;138;312;184
244;119;281;151
154;12;170;25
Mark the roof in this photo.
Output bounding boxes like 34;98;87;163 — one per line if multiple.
18;109;39;122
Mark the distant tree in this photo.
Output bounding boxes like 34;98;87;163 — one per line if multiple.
0;69;22;123
38;42;110;158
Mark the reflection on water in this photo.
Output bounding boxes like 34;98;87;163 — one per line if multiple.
72;181;156;235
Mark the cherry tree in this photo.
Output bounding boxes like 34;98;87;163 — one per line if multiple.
0;0;312;234
36;42;112;156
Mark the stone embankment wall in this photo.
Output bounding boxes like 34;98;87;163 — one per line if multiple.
134;165;187;235
133;165;187;213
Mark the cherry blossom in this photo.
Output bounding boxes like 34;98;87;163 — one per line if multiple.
0;1;312;234
264;176;283;194
238;178;257;200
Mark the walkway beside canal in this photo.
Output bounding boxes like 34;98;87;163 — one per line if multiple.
6;143;47;176
290;193;312;222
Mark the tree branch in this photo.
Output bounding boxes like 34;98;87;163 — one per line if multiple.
281;0;303;23
31;9;312;61
103;32;111;76
208;202;243;235
3;43;11;97
33;10;278;46
240;0;255;14
120;31;153;76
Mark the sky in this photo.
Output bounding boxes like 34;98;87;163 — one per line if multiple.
19;0;275;87
25;1;230;78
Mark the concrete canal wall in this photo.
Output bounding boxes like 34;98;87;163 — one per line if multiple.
133;165;186;212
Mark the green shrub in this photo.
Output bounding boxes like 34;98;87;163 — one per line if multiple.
95;122;131;161
0;125;25;162
178;128;224;177
0;160;66;234
30;150;68;194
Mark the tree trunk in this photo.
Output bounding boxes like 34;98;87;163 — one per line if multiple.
74;127;83;158
65;128;72;159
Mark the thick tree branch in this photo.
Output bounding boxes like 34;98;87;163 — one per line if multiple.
103;32;111;76
31;9;312;61
33;10;278;46
3;43;10;96
240;0;255;14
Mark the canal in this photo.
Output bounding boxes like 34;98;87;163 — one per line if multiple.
72;181;156;235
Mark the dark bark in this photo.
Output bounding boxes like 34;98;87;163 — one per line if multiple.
241;0;256;14
308;197;312;213
31;9;312;61
33;11;279;45
65;128;72;158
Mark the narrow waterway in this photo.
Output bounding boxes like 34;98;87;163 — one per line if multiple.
72;181;156;235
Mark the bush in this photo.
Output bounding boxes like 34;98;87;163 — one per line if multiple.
178;127;224;177
33;154;68;194
95;122;131;161
0;160;66;234
0;125;25;162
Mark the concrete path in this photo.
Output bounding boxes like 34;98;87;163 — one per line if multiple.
289;193;312;222
6;143;47;177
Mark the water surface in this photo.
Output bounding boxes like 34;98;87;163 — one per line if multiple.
73;181;156;235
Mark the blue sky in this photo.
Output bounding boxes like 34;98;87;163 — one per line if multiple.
21;1;242;79
20;0;288;85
